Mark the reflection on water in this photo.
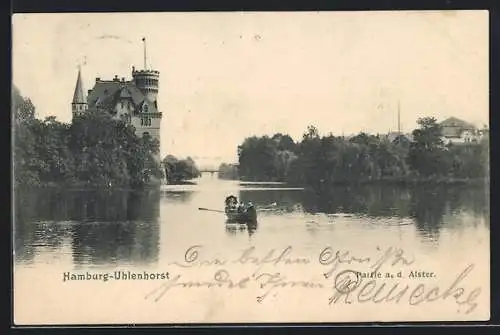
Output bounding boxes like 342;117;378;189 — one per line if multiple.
160;190;194;203
14;188;160;266
225;220;259;238
320;185;486;240
14;177;489;268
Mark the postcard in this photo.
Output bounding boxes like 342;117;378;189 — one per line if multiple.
12;10;490;324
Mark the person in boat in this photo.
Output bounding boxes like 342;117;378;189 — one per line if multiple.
246;201;257;218
237;201;245;213
225;195;238;211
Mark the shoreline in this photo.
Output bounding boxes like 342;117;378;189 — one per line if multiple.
13;182;163;192
234;176;488;187
311;177;488;187
14;176;488;193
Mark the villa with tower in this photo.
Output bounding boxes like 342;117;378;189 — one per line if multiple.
71;38;162;161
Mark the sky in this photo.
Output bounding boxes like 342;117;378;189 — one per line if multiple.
12;11;489;166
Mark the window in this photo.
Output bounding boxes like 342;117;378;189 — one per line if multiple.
143;104;148;113
121;101;124;109
143;132;150;137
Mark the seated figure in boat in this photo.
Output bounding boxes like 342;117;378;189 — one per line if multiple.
224;196;258;223
246;201;257;220
225;195;238;212
237;201;245;213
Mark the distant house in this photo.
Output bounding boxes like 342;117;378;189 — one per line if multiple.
439;117;482;145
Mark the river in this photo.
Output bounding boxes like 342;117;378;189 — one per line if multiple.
13;172;490;324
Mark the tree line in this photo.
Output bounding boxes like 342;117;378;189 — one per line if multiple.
236;118;489;191
13;87;199;188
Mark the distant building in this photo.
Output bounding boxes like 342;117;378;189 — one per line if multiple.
439;117;484;145
71;65;162;161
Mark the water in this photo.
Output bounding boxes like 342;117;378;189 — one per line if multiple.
13;172;490;323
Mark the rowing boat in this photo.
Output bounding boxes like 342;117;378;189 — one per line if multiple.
224;195;258;223
225;205;257;223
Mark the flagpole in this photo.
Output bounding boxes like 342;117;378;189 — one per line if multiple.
397;100;401;134
142;37;147;70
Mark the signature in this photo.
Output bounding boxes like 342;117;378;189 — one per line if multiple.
232;246;310;266
144;269;250;302
144;268;323;303
151;245;482;315
168;245;228;267
329;264;481;314
169;245;310;268
319;246;415;278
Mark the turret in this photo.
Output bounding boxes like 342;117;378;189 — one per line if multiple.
132;68;159;103
132;37;160;103
72;66;88;117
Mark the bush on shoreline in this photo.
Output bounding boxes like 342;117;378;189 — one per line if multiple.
162;155;201;184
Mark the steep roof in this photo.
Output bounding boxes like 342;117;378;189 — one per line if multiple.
87;80;158;114
122;84;147;106
440;117;476;130
87;81;122;107
118;87;133;99
72;68;86;104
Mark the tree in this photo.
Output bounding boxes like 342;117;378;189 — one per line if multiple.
272;133;297;152
68;110;131;186
238;136;279;181
303;125;319;141
185;156;202;179
13;91;163;188
393;134;411;149
162;155;200;183
408;117;450;177
13;87;41;186
34;116;74;183
12;85;36;123
274;150;297;181
218;163;239;180
234;118;488;190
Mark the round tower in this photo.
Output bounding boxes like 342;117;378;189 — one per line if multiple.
132;68;159;103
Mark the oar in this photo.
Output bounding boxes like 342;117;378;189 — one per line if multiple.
198;207;225;213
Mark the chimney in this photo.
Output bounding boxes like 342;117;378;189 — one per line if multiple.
96;77;101;82
113;75;119;82
121;77;125;82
